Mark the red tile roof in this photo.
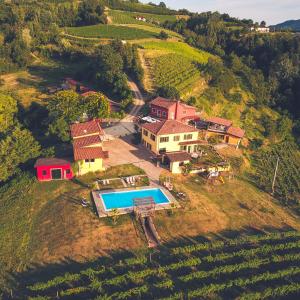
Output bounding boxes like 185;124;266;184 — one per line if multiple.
34;158;71;167
150;97;176;109
73;135;102;148
227;126;245;138
81;91;97;97
74;147;109;161
207;117;233;127
70;120;104;138
166;151;191;162
141;119;198;135
65;77;79;86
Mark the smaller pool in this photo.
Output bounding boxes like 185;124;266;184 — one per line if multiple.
100;188;170;211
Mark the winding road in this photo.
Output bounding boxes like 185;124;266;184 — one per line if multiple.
104;79;145;137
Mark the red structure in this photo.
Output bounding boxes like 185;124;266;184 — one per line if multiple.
149;97;198;123
34;158;73;182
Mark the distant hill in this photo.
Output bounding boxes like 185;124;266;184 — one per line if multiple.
272;19;300;32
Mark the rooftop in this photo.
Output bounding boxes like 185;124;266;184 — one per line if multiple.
207;117;233;127
73;147;109;161
141;119;198;135
227;126;245;138
70;120;104;138
73;135;102;148
166;151;191;162
150;97;177;109
34;158;71;167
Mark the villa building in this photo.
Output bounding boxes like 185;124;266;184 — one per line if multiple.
149;97;198;123
70;120;108;176
250;26;270;33
204;117;245;148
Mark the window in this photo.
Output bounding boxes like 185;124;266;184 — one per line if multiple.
160;136;169;143
157;110;161;116
162;111;167;117
150;134;156;141
85;159;95;163
180;145;187;151
183;110;187;114
184;134;193;140
66;169;70;174
173;135;180;142
152;107;156;113
42;170;47;176
159;148;166;154
143;129;148;136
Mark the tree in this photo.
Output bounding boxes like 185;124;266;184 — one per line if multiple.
158;30;168;40
0;93;17;133
47;90;83;141
156;86;180;99
0;126;41;182
82;92;111;119
260;20;266;27
76;0;106;26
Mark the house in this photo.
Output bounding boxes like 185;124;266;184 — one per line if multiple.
149;97;198;123
63;78;92;94
250;26;270;33
204;117;245;148
140;119;201;155
135;15;146;22
70;120;108;176
34;158;73;181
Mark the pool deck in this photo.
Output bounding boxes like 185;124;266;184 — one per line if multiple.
92;185;179;218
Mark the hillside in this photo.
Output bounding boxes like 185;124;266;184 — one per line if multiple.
13;230;300;299
138;41;212;96
273;19;300;32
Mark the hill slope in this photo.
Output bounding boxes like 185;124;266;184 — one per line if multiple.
273;19;300;31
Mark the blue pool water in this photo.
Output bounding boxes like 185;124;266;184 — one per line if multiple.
100;188;170;211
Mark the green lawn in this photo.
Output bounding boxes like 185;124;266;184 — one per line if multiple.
140;40;214;64
108;9;177;24
65;24;157;40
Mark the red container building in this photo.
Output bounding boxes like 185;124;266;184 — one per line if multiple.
34;158;73;181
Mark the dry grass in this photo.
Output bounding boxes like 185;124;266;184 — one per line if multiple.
155;171;300;241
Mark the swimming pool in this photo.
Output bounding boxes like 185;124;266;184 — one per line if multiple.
100;188;170;211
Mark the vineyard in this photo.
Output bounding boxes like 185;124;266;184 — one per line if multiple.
108;9;177;25
15;230;300;299
65;24;156;40
253;141;300;203
140;41;213;95
146;53;202;95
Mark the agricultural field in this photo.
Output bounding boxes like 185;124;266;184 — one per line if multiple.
15;230;300;299
65;24;157;40
139;41;213;96
253;141;300;204
108;9;177;25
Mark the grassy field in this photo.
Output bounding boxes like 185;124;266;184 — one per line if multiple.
140;40;214;63
65;24;158;40
108;9;177;25
138;41;213;96
14;230;300;299
0;59;91;107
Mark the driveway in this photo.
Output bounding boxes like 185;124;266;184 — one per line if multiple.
103;136;163;182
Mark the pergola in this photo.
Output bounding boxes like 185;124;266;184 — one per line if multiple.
133;197;156;218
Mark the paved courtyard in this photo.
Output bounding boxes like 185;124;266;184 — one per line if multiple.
103;136;163;182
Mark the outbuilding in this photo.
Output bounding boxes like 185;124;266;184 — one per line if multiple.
34;158;73;181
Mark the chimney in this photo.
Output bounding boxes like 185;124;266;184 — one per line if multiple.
175;100;180;120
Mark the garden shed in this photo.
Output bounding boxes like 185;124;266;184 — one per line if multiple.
34;158;73;181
